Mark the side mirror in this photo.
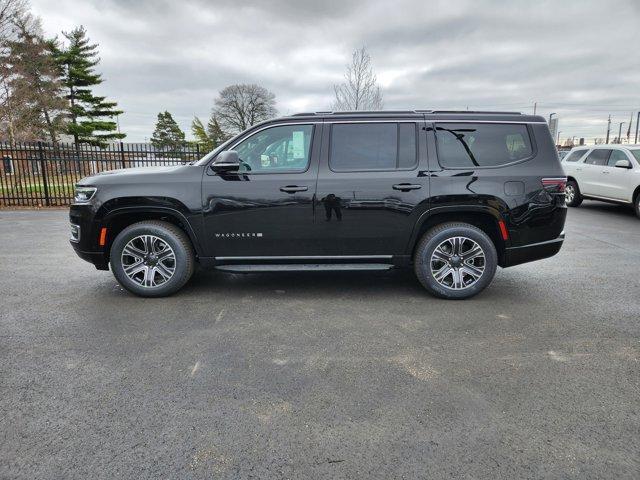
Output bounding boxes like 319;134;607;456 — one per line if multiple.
211;151;240;173
614;159;632;169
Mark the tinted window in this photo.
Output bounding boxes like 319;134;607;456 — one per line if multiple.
233;124;313;173
330;123;417;171
630;150;640;163
435;123;533;168
584;149;610;166
564;150;588;162
607;149;628;166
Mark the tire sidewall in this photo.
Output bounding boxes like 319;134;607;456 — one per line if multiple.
415;225;497;299
566;180;582;207
111;223;191;297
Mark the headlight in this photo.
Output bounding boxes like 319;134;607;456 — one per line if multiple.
74;186;97;203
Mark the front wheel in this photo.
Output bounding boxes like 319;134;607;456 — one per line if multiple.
414;222;498;299
110;221;195;297
634;193;640;219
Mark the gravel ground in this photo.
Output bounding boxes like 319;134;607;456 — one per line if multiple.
1;203;639;479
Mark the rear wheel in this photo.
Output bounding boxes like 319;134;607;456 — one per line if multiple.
565;180;583;207
414;222;498;299
634;192;640;219
110;221;195;297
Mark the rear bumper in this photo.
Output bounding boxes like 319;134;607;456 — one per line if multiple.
502;232;564;267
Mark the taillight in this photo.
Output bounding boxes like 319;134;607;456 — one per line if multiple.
541;177;566;194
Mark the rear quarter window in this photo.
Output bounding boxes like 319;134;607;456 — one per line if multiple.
563;150;588;162
435;123;533;168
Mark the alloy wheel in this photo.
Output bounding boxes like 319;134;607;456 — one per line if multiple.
120;235;176;288
565;184;575;203
430;236;486;290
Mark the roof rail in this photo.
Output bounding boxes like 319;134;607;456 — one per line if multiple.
291;109;524;116
429;110;523;115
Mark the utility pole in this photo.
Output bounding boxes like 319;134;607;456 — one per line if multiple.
605;115;611;143
635;111;639;144
549;112;556;122
617;122;625;144
533;102;537;115
557;131;562;146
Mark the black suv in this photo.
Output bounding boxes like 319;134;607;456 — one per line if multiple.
70;111;566;299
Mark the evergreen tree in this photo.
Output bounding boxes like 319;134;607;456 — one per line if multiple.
191;116;212;151
53;26;124;146
207;114;228;146
151;111;185;152
191;113;228;152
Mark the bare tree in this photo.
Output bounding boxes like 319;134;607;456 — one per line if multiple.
333;47;383;111
213;84;277;134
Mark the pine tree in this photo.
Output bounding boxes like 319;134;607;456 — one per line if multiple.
191;116;212;151
151;111;185;152
207;114;228;146
191;113;228;152
53;26;124;146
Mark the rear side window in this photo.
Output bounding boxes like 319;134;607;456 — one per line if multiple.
584;149;610;166
435;123;533;168
564;150;588;162
330;123;417;171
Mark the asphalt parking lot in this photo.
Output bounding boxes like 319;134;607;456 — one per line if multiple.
1;203;639;479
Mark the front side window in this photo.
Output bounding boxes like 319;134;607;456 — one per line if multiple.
630;149;640;164
330;123;417;172
583;149;610;166
607;149;628;166
232;124;313;173
564;150;588;162
435;123;533;168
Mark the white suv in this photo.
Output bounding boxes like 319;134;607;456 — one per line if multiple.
562;145;640;218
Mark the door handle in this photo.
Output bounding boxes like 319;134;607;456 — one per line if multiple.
602;170;610;174
576;168;582;171
280;185;308;193
393;183;422;192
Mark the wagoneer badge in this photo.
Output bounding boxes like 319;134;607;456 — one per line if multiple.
215;233;263;238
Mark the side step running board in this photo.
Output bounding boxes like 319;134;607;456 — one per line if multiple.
215;263;394;273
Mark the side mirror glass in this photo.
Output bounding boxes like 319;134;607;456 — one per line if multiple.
211;150;240;173
614;159;632;169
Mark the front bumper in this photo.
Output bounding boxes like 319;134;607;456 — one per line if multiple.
503;232;564;267
69;204;109;270
70;242;109;270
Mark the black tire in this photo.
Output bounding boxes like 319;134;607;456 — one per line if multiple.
634;192;640;219
414;222;498;300
565;180;583;207
110;220;195;297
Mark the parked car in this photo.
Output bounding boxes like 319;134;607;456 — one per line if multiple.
562;145;640;217
69;110;567;299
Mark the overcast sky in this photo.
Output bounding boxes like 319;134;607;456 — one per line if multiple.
31;0;640;143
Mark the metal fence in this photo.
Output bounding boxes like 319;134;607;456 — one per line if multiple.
0;141;206;206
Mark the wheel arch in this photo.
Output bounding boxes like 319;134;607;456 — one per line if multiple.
96;198;203;260
406;206;507;266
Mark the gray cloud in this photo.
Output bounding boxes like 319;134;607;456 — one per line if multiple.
32;0;640;142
